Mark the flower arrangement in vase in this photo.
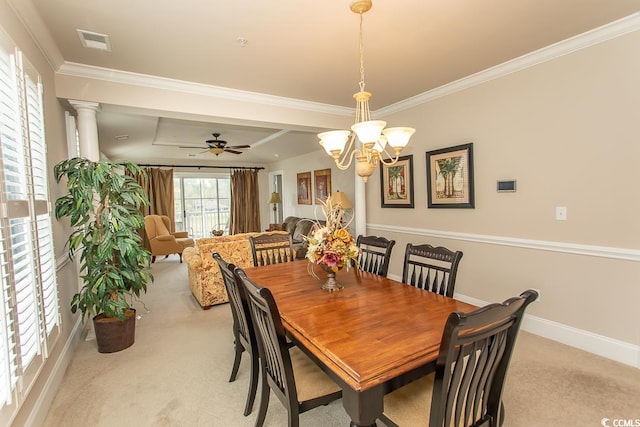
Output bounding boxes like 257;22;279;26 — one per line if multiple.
304;198;360;291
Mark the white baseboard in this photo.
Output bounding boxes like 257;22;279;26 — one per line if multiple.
454;293;640;369
388;271;638;369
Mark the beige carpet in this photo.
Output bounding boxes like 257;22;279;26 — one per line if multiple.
43;258;640;426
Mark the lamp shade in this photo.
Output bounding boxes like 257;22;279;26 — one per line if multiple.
268;192;281;204
351;120;386;143
318;130;351;155
372;135;387;153
328;191;352;209
382;127;415;148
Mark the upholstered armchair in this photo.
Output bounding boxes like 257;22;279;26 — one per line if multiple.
144;215;194;263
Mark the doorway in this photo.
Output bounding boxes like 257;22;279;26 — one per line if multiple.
268;170;284;225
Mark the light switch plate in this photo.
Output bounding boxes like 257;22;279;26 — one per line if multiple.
555;207;567;220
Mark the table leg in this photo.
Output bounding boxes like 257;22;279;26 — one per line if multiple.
342;385;383;427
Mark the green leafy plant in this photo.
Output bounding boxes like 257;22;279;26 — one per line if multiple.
54;157;153;321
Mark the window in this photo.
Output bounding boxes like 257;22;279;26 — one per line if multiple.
174;175;231;238
0;28;61;425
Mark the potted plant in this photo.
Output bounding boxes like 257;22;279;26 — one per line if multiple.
54;157;153;353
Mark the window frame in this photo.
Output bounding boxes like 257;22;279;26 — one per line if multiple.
174;173;231;238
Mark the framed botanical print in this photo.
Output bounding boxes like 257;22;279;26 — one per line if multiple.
426;143;475;208
380;155;414;208
296;171;312;205
313;168;332;204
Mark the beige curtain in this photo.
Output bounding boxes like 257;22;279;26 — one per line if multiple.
230;169;260;234
144;168;175;229
130;167;174;249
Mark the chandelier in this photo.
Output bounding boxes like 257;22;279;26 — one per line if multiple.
318;0;415;183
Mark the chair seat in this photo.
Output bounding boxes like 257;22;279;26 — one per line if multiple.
176;237;194;249
382;374;434;426
290;346;342;402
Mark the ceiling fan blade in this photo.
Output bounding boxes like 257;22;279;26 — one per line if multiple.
178;145;209;149
226;145;251;149
224;149;243;154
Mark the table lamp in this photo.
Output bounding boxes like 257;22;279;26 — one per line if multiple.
268;192;281;224
328;190;352;209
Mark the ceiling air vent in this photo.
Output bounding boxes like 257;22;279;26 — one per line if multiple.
76;29;111;51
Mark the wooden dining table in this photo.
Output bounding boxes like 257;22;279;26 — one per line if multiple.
242;260;477;427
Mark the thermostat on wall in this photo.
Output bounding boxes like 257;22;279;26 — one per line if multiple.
497;180;517;192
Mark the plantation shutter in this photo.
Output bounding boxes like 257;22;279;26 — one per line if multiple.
0;31;21;414
24;61;59;339
0;26;61;424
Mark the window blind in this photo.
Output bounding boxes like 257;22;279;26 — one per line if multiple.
0;26;61;425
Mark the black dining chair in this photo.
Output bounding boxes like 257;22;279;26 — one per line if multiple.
249;233;296;266
356;235;396;277
379;289;539;427
401;243;463;297
213;252;259;416
234;267;342;427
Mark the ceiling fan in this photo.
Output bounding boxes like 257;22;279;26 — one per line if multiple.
180;133;250;156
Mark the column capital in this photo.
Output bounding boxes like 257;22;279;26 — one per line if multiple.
68;100;100;112
69;100;101;161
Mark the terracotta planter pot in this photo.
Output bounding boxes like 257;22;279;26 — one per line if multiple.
93;309;136;353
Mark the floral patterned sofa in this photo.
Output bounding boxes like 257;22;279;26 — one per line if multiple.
183;231;289;309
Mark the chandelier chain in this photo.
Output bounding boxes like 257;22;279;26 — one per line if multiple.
316;0;414;183
358;10;366;92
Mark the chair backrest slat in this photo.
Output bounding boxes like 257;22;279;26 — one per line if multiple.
213;252;253;346
402;243;463;297
234;267;298;406
430;290;538;427
249;234;296;267
356;235;396;277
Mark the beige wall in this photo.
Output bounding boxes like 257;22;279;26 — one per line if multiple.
269;150;356;224
365;31;640;347
1;1;82;425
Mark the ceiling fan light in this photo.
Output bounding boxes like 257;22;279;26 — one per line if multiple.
351;120;386;143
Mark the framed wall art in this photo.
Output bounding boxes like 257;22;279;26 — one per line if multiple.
313;168;332;204
380;155;414;208
296;171;312;205
426;143;475;208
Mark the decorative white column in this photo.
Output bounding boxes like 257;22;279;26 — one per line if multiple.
68;100;100;161
354;169;366;237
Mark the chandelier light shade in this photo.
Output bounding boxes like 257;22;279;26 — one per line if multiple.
318;0;415;182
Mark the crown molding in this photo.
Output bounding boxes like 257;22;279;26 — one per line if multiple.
41;9;640;119
7;0;64;71
377;12;640;117
57;62;353;117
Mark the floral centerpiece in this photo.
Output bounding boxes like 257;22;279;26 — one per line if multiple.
304;198;360;291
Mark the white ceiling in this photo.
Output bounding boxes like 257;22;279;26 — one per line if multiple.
17;0;640;165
